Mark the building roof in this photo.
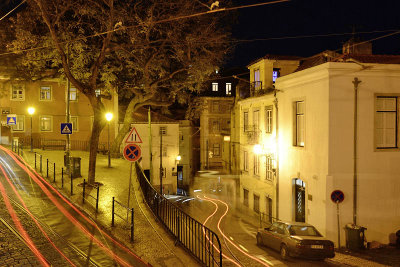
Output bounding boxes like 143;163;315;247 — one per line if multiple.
338;54;400;64
247;54;302;67
131;107;177;124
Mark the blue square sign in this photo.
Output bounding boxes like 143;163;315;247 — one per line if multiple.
61;123;73;134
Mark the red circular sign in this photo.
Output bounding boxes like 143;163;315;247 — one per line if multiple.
123;144;142;162
331;190;345;203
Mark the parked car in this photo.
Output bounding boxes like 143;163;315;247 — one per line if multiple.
256;221;335;260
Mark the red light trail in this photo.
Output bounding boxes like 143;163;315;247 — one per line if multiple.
0;146;148;267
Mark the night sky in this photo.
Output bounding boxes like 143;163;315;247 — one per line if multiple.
227;0;400;67
2;0;400;68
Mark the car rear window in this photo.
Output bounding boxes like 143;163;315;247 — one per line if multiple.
289;226;321;236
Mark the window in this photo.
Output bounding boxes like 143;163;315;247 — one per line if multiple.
40;116;52;132
272;68;280;83
376;96;397;148
244;150;248;171
253;110;259;132
243;189;249;207
212;143;220;157
11;84;24;101
265;106;273;133
212;82;218;92
254;69;261;89
40;86;52;100
95;89;101;97
294;101;305;147
254;154;260;175
12;115;24;132
71;116;78;131
161;167;166;178
266;156;273;181
212;120;220;133
212;101;219;112
159;126;167;135
243;111;249;132
226;83;232;95
69;87;77;101
254;194;260;213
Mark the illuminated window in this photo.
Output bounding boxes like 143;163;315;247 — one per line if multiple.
254;69;261;89
226;83;232;95
69;87;77;101
11;84;25;101
376;96;397;148
265;106;273;133
212;82;218;92
12;115;25;132
272;68;280;83
294;101;305;147
40;86;52;100
40;116;52;132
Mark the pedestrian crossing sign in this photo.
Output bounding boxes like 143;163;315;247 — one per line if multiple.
6;114;17;125
61;123;73;134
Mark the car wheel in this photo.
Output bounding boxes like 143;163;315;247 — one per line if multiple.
256;234;263;246
280;244;289;260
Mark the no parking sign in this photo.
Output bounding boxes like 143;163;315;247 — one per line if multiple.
123;144;141;162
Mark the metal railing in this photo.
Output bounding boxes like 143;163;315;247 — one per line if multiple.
19;137;107;152
83;179;100;212
112;197;134;242
135;163;222;267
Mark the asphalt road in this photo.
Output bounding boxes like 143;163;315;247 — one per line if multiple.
169;171;346;267
0;146;147;267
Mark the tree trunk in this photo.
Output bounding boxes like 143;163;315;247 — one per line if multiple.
110;99;138;157
88;99;106;184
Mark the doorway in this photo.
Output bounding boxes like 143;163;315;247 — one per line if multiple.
293;178;306;222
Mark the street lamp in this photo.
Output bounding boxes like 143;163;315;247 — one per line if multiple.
27;107;35;152
105;112;113;167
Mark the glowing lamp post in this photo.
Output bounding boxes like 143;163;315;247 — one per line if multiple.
105;112;113;168
27;107;35;152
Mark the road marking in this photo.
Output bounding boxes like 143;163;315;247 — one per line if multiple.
238;219;256;238
256;255;274;266
229;236;234;241
238;244;248;252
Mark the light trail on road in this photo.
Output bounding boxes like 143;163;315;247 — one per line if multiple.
0;177;50;266
198;195;242;267
0;164;77;266
199;195;271;267
0;146;148;267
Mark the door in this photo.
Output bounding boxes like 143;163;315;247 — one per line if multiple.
294;179;306;222
177;165;183;195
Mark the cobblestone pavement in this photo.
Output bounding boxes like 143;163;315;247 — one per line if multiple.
0;195;88;266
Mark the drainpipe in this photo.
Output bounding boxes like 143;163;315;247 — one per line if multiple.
274;89;280;220
352;77;361;225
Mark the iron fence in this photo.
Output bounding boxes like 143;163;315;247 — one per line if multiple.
82;179;100;212
112;197;134;242
19;137;107;152
135;163;222;267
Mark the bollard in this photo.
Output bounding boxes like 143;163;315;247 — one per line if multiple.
130;208;134;242
112;197;115;227
53;163;56;182
96;185;99;212
35;153;37;169
46;159;49;178
83;179;86;204
17;144;20;155
40;155;42;173
70;173;73;195
61;168;64;188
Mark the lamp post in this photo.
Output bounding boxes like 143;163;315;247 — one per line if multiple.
27;107;35;152
105;112;113;168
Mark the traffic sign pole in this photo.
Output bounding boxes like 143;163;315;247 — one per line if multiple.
337;201;340;248
331;190;345;248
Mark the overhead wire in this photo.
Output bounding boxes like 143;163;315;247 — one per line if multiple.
0;0;25;21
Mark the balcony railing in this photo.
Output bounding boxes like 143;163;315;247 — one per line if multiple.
243;125;261;144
